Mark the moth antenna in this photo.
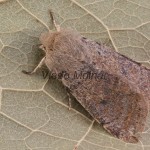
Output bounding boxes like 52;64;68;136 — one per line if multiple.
49;10;60;32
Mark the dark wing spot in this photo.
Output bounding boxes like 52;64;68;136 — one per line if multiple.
100;100;108;105
97;51;101;55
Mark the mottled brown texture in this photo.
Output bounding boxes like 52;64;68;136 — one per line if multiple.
40;29;150;143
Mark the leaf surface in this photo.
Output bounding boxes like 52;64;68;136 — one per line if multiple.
0;0;150;149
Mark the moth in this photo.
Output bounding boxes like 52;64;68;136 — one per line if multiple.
23;11;150;143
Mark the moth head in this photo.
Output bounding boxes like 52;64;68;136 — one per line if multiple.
39;32;49;52
39;31;54;52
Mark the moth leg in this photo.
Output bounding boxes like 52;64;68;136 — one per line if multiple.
49;10;60;32
65;87;72;110
67;92;72;110
22;57;46;75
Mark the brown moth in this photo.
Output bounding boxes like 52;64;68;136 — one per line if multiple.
23;11;150;143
